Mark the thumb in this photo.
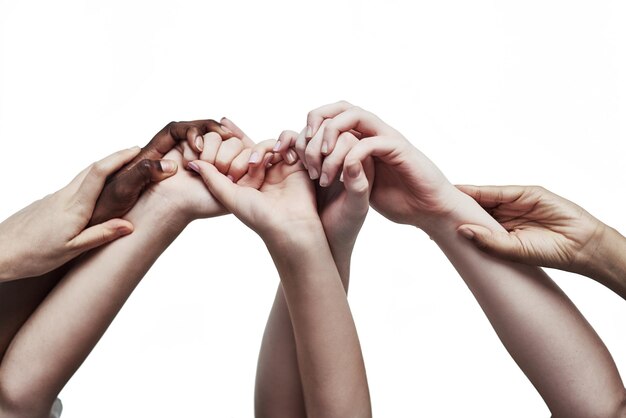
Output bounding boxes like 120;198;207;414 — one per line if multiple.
342;159;371;214
69;218;134;254
457;224;524;261
188;160;240;212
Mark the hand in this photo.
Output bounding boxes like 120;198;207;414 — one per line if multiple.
0;148;142;281
188;149;320;244
143;132;271;223
275;129;373;255
302;101;459;230
90;119;234;225
455;185;607;274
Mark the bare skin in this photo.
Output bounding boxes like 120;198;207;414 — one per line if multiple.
456;185;626;300
0;135;267;418
302;101;626;418
191;150;372;418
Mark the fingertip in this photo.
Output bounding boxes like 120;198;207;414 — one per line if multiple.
457;226;476;240
116;220;134;236
159;159;178;174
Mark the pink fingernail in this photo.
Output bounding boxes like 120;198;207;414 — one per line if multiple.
227;174;234;182
195;136;204;151
273;140;281;152
249;152;259;164
188;161;200;173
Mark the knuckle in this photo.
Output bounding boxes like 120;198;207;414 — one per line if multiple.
164;121;179;130
338;100;352;107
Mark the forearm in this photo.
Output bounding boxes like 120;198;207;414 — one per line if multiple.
582;225;626;300
425;190;626;417
0;196;187;416
266;226;370;418
254;239;354;417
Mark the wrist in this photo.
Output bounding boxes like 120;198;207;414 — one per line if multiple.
414;188;487;240
579;224;626;298
261;219;326;252
126;191;190;234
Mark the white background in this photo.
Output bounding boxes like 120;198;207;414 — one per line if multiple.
1;1;625;416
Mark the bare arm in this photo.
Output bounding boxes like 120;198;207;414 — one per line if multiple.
428;190;626;418
193;156;371;418
305;101;626;418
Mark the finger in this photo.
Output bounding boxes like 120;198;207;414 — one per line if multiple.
188;160;242;212
220;117;255;147
199;132;223;165
68;218;134;254
168;120;233;153
227;148;252;182
114;158;178;193
320;131;359;187
180;141;200;168
343;135;401;168
77;147;142;204
455;185;527;209
214;138;245;174
342;159;371;215
304;124;325;180
274;130;300;164
457;224;526;262
321;107;392;154
294;127;309;169
239;152;273;189
306;100;354;138
247;139;278;168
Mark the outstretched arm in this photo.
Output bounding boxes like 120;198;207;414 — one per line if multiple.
255;128;373;417
0;139;260;418
306;101;626;418
193;156;371;418
456;184;626;300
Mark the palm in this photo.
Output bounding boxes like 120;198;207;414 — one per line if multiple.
147;148;226;219
231;162;318;237
490;191;600;268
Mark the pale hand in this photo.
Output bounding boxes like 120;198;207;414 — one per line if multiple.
0;148;142;281
302;101;459;230
456;185;606;274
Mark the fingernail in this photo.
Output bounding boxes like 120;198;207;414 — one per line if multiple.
321;142;329;155
160;160;177;173
226;174;234;182
308;167;319;180
265;155;273;167
249;152;259;164
347;163;360;179
458;227;475;240
273;140;281;152
339;171;344;182
319;173;329;187
286;149;297;164
222;126;233;134
188;161;200;173
117;225;133;235
195;136;204;151
306;126;313;138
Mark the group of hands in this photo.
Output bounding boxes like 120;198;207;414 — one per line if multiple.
0;101;619;298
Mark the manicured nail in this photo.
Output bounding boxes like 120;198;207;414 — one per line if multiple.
458;227;475;240
195;136;204;151
286;149;297;164
306;126;313;138
347;163;360;179
160;160;177;173
319;173;329;187
321;142;329;155
226;174;234;182
308;167;319;180
339;171;344;182
249;152;259;164
188;161;200;173
273;140;281;152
